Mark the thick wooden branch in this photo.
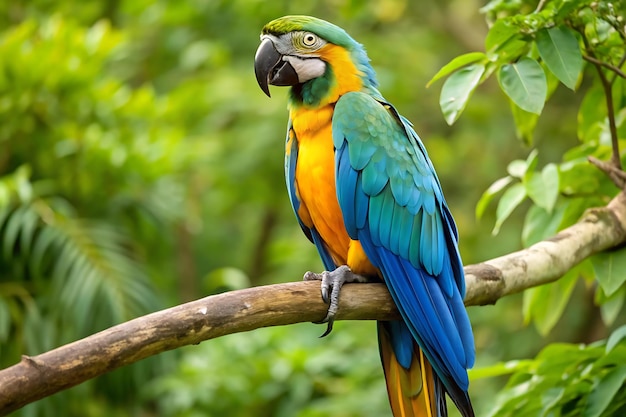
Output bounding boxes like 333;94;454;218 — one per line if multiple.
1;191;625;416
465;191;626;304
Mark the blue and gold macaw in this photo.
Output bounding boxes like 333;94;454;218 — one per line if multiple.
254;16;475;417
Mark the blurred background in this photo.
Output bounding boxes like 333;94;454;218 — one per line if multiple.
0;0;600;416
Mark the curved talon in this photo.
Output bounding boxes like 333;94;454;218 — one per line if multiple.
319;319;334;338
303;265;367;336
320;273;330;303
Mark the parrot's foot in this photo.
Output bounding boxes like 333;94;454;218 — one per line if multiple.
303;265;368;337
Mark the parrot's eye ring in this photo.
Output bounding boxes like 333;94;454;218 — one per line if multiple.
302;33;318;47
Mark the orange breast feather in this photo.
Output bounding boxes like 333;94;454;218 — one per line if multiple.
291;106;377;277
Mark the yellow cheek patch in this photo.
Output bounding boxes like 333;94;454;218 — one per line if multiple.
317;43;364;102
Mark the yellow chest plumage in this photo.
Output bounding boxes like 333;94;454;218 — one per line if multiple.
286;42;378;276
289;105;377;276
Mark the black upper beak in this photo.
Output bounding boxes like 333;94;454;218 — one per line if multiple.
254;38;299;97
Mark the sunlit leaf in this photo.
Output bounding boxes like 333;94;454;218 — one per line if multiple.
506;149;538;180
440;63;485;125
582;365;626;417
476;176;513;219
524;163;559;213
524;149;539;177
522;204;566;247
507;159;527;178
485;19;526;59
599;286;626;327
523;267;579;336
510;100;540;145
469;360;531;380
203;267;250;293
493;182;526;235
486;19;515;51
541;387;565;415
559;158;601;196
498;58;547;114
591;248;626;297
14;165;33;203
427;52;487;87
607;325;626;353
536;26;583;90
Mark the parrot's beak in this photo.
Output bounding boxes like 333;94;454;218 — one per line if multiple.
254;38;299;97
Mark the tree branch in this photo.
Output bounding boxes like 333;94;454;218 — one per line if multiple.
588;156;626;189
582;41;624;176
1;191;625;416
583;54;626;80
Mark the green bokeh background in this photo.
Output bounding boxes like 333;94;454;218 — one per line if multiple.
0;1;606;416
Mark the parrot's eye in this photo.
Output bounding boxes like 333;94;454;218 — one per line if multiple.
302;33;318;47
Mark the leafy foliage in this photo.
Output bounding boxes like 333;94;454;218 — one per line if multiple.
145;322;389;417
438;0;626;333
480;333;626;417
435;0;626;413
0;0;624;416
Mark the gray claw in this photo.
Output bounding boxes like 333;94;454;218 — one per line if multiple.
303;265;366;336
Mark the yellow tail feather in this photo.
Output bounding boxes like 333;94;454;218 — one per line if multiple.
379;324;438;417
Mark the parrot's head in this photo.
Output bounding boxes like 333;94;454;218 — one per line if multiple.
254;16;378;105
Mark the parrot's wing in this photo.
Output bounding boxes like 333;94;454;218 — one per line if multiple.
285;121;336;271
332;91;475;399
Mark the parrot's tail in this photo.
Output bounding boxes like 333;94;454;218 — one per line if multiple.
378;321;445;417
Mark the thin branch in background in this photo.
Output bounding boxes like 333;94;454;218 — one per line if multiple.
609;53;626;83
588;156;626;189
534;0;547;13
582;43;623;179
583;54;626;80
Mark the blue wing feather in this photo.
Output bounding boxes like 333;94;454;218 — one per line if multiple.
332;92;475;402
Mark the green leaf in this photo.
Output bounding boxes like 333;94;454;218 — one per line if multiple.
493;182;526;235
510;100;540;145
591;248;626;297
507;159;527;178
599;286;625;326
498;57;547;114
578;84;606;143
559;159;601;196
522;203;566;247
0;297;10;342
469;360;531;380
485;19;525;57
583;365;626;417
541;387;565;415
440;63;486;125
507;149;538;179
524;163;559;213
3;206;26;260
522;267;579;336
599;343;626;368
427;52;487;87
203;267;250;293
525;149;539;174
536;26;583;90
476;176;513;219
607;325;626;353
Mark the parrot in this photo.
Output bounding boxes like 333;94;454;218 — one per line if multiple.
254;15;475;417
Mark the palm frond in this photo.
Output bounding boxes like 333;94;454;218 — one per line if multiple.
0;196;160;350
